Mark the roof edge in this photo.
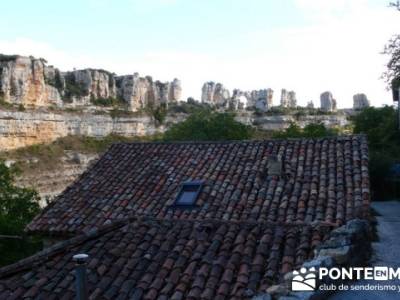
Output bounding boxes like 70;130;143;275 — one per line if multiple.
109;134;367;146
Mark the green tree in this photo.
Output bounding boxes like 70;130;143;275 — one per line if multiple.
353;106;400;198
163;111;253;141
0;161;41;266
353;106;399;150
303;122;338;138
272;123;302;138
272;122;337;139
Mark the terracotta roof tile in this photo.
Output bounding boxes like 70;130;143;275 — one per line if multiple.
0;136;371;299
27;137;370;236
1;217;331;299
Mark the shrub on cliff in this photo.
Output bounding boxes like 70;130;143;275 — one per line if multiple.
168;99;212;114
163;112;253;141
0;161;42;266
90;96;125;107
146;103;167;126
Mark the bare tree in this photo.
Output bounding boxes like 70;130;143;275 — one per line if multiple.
390;1;400;10
383;2;400;85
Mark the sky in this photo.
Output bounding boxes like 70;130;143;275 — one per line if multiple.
0;0;399;108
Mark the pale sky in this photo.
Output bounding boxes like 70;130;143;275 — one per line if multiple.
1;0;399;108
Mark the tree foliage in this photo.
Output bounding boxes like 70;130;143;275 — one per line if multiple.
383;1;400;85
272;122;338;139
353;106;400;198
163;112;253;141
0;162;41;266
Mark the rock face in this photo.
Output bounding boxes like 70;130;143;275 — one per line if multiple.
320;91;337;112
0;55;62;107
0;54;181;111
14;152;99;207
62;69;116;106
353;93;370;110
116;74;181;111
242;113;349;130
250;89;274;112
280;89;297;108
0;110;186;150
200;82;273;112
201;82;230;107
306;100;314;109
201;83;277;112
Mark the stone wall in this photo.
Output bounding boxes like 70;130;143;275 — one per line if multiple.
254;219;372;300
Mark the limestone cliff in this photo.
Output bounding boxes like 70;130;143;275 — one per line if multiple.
233;89;274;111
116;74;181;111
320;91;337;112
0;55;62;107
201;82;275;112
353;93;370;110
13;152;99;206
0;54;182;111
201;82;231;106
0;110;187;151
280;89;297;108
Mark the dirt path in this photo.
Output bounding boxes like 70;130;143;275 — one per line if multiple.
329;201;400;300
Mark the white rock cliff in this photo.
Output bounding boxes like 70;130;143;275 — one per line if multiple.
0;54;182;111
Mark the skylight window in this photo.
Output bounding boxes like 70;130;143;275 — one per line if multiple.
174;181;203;207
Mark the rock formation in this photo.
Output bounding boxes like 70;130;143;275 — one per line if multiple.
201;82;230;107
116;74;181;111
253;89;273;112
353;93;370;110
201;84;275;112
0;54;181;111
231;88;274;112
0;55;62;107
320;91;337;112
280;89;297;108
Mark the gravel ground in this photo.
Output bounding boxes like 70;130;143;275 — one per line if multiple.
329;201;400;300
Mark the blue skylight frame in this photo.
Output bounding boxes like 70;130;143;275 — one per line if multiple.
173;180;204;208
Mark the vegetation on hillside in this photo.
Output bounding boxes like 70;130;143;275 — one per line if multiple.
0;134;161;175
168;98;213;115
254;106;338;117
146;103;168;126
0;161;42;266
90;96;126;108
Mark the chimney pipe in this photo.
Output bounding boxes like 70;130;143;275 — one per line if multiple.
267;154;283;177
73;253;89;300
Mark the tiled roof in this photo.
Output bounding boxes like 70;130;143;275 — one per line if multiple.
27;136;370;236
0;217;331;299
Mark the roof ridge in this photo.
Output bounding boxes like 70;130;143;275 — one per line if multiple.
110;134;366;146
